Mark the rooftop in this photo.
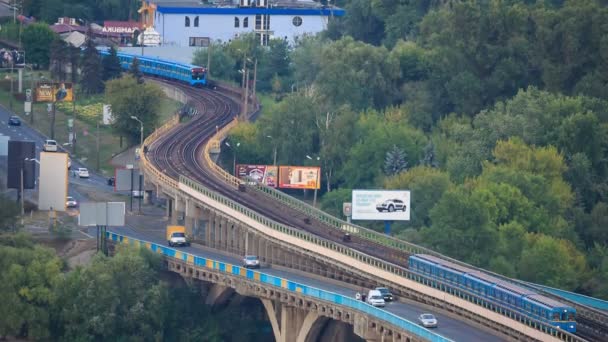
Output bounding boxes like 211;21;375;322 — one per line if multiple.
148;0;344;15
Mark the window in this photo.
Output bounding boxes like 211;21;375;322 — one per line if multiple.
185;16;190;27
255;14;261;30
189;37;210;47
234;17;240;28
292;16;302;27
194;16;199;27
243;17;248;28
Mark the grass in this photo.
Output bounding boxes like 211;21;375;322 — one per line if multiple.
0;72;182;175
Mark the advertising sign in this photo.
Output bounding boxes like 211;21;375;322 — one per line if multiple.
278;166;320;190
38;152;69;211
35;82;74;102
236;164;278;187
351;190;411;221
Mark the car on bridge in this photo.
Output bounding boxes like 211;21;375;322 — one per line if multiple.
418;313;438;328
243;255;260;269
375;287;394;302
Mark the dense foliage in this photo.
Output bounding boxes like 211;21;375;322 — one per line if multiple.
0;235;271;341
20;0;140;24
205;0;608;299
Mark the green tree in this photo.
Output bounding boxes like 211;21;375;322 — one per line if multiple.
0;194;20;232
193;42;237;82
129;57;145;84
21;23;57;68
384;166;452;228
80;30;104;94
49;37;69;81
102;45;122;81
518;233;588;290
0;242;61;339
105;75;164;144
384;145;408;176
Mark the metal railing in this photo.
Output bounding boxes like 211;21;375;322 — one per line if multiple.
106;230;453;342
179;175;581;342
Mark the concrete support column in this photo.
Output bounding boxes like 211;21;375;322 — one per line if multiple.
221;218;229;250
212;213;221;248
165;198;172;220
184;199;196;236
205;209;213;245
261;299;321;342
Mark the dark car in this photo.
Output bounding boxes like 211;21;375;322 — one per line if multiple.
107;177;115;186
8;116;21;126
375;287;394;302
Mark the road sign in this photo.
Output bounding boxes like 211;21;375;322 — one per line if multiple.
343;202;352;217
47;103;52;113
25;89;32;102
24;101;31;113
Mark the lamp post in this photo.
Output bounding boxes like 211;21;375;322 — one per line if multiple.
266;135;277;166
131;116;144;213
225;141;240;175
306;155;321;208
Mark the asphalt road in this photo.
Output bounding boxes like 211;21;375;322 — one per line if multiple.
0;104;505;341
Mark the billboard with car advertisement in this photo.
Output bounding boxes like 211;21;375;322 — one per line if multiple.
278;166;320;190
351;190;411;221
236;164;278;187
35;82;74;102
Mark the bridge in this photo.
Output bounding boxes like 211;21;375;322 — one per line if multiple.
115;79;606;341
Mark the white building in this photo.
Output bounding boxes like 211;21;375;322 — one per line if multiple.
141;0;344;46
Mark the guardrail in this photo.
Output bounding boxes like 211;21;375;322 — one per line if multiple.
140;114;180;190
180;175;580;342
105;230;454;342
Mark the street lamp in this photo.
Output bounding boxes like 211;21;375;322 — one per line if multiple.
306;155;321;208
130;116;144;213
266;135;277;166
225;141;240;175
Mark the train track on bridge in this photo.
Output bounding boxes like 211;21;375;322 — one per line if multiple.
147;79;608;341
148;80;410;268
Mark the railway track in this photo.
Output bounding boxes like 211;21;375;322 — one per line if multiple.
148;79;608;341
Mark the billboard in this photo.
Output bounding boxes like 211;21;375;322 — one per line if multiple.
236;164;278;187
35;82;74;102
38;152;69;211
7;141;36;189
351;190;411;221
278;166;320;190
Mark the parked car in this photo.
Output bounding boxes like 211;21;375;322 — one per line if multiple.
66;196;78;208
43;139;58;152
375;287;394;302
132;190;144;198
366;289;386;307
376;199;407;212
77;167;89;178
418;313;438;328
107;177;115;186
8;116;21;126
243;255;260;269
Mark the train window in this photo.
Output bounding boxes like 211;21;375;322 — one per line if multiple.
185;16;190;27
234;17;240;28
194;16;199;27
567;312;574;320
552;312;559;320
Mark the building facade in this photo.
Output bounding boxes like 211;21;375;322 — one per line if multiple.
142;0;344;46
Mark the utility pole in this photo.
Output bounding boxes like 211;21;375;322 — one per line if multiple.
206;43;211;79
50;101;56;139
72;90;77;155
240;53;247;119
96;121;100;171
244;69;249;117
252;58;257;101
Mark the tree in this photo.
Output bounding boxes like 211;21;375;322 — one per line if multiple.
102;45;122;81
21;23;57;68
192;42;237;81
129;57;145;84
384;145;408;176
0;194;19;232
49;38;69;81
80;29;104;94
420;140;438;168
0;242;62;339
105;75;164;144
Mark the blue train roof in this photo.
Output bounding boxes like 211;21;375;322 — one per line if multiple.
412;254;573;310
99;48;204;70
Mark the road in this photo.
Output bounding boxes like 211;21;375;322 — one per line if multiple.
0;105;505;342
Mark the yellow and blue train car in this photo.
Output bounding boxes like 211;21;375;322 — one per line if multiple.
409;254;576;332
99;50;207;87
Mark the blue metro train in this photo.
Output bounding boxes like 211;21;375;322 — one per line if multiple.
99;50;207;87
409;254;577;333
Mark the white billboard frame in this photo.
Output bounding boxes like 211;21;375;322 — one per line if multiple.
351;189;411;221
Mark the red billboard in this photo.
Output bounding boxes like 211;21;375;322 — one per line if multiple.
236;164;278;188
278;166;321;190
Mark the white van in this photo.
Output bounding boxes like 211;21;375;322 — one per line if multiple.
367;289;386;307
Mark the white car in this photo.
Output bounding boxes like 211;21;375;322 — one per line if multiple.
77;167;89;178
418;313;438;328
243;255;260;269
367;289;386;307
66;196;78;208
43;139;58;152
